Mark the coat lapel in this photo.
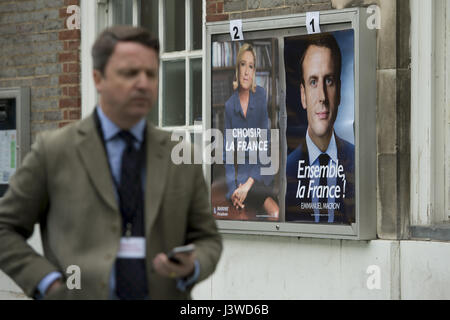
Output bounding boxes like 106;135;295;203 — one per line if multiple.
144;124;169;234
75;113;119;213
75;115;170;233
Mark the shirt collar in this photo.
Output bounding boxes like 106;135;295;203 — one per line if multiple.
233;90;255;115
96;105;146;143
306;130;338;165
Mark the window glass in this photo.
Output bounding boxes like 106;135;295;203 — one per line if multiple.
192;0;202;50
163;60;186;126
111;0;133;25
139;0;159;37
123;0;204;130
164;0;185;52
190;58;202;124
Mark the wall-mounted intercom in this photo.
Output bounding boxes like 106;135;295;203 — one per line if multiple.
0;88;30;197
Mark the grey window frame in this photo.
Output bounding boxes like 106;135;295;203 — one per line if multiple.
409;0;450;241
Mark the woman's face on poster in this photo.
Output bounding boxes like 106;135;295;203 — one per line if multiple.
238;50;255;91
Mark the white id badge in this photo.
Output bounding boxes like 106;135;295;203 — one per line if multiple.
117;237;146;259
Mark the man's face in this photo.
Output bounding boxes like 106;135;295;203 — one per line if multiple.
300;45;340;145
94;41;158;127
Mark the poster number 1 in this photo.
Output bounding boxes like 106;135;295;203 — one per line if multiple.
306;12;321;34
310;18;315;33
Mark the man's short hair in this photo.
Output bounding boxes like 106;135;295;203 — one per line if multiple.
92;25;160;74
299;33;342;86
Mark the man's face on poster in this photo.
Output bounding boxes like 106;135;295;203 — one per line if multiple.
300;45;341;146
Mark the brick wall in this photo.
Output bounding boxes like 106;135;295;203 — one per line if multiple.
207;0;336;22
0;0;81;140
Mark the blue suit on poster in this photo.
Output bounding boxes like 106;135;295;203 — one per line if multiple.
285;133;355;224
223;85;273;201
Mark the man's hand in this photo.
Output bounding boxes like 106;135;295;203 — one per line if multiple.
152;250;196;279
45;278;63;296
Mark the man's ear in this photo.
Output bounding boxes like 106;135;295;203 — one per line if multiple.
300;83;307;110
93;69;104;92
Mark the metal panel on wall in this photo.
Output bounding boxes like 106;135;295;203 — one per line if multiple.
0;88;30;197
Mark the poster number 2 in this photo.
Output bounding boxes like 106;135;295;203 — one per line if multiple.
229;20;244;41
233;26;239;40
306;12;321;34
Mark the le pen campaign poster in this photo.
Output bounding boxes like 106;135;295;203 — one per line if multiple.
210;29;355;226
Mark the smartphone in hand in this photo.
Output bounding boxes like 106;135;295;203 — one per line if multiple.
167;244;195;264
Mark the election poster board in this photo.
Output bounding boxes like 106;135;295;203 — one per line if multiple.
284;30;355;225
210;37;282;222
206;8;377;239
